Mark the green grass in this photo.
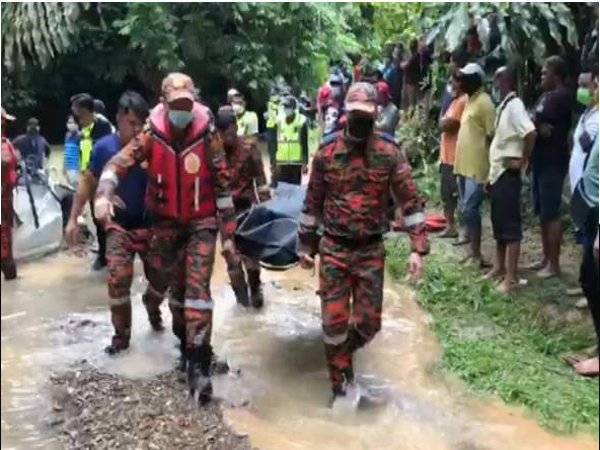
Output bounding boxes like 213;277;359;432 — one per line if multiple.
386;240;599;435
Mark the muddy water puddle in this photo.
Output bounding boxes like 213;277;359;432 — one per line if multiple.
1;252;597;450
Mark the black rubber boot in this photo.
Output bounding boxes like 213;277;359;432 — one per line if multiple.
142;294;164;332
188;344;213;405
247;269;264;309
1;259;17;280
229;269;250;307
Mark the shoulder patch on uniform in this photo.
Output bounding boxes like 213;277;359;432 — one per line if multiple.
376;132;399;146
319;131;341;148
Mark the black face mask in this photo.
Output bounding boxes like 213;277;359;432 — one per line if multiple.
347;114;374;143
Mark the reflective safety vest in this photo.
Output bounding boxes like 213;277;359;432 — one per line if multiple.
146;103;217;223
236;111;259;137
276;113;305;165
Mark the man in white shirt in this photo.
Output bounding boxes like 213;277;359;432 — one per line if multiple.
484;66;537;293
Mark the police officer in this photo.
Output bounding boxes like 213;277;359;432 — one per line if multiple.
230;92;259;138
298;83;429;404
274;96;309;186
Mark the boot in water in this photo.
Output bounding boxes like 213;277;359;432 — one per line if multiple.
229;268;250;307
329;369;359;410
1;259;17;280
142;294;164;332
105;335;129;356
247;269;264;309
188;344;213;405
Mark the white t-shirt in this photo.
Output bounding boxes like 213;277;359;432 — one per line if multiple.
488;94;535;184
568;107;598;193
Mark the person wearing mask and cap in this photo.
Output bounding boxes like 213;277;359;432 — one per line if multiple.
12;117;50;172
317;70;346;131
215;105;271;308
453;62;495;267
230;92;259;137
298;82;429;405
374;80;399;136
1;107;20;280
94;73;237;404
274;96;309;186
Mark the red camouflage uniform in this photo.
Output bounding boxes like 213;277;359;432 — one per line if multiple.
298;131;429;391
1;136;18;276
222;136;271;305
95;105;236;361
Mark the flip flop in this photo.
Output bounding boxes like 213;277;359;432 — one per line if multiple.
523;261;546;271
562;354;583;368
452;237;470;246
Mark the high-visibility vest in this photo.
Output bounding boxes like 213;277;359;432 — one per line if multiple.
236;111;259;137
276;113;305;164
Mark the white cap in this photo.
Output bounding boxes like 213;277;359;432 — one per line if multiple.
458;63;485;79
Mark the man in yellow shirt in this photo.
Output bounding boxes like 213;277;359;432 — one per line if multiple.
454;63;495;267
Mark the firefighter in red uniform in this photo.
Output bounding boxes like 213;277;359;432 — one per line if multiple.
94;73;237;404
215;105;271;308
1;107;20;280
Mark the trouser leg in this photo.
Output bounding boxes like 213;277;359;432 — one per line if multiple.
106;227;135;351
184;227;217;403
90;200;107;263
245;256;264;308
581;237;600;346
348;242;385;352
138;229;167;331
1;195;16;280
222;240;250;307
319;237;353;392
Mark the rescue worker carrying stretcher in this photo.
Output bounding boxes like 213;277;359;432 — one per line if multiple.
215;106;271;308
94;73;237;405
298;82;430;405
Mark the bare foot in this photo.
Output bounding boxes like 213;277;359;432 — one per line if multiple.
537;265;560;279
481;268;505;281
497;278;518;294
574;357;600;377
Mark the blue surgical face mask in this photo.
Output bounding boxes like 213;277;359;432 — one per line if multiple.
168;110;193;129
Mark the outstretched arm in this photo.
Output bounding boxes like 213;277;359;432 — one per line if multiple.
94;131;150;224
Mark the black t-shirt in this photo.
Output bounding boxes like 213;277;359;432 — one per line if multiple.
91;117;113;143
532;86;573;167
404;53;421;85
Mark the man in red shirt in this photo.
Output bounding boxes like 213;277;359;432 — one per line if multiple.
1;107;20;280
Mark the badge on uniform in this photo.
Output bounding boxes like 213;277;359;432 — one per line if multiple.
184;153;201;174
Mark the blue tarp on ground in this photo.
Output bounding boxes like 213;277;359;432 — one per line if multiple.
235;183;306;269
